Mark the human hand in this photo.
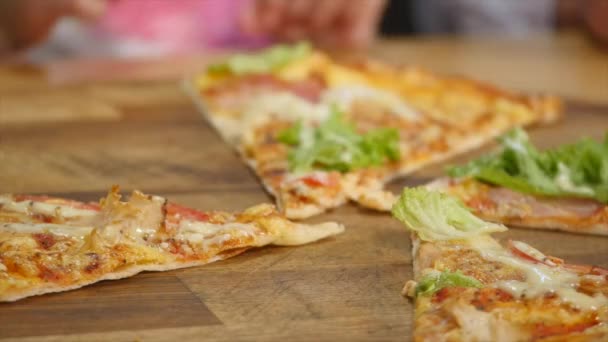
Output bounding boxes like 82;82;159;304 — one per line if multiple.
0;0;107;51
558;0;608;47
240;0;387;49
583;0;608;46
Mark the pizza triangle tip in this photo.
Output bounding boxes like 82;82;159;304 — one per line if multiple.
0;186;342;302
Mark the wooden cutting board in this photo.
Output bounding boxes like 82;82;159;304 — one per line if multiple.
0;93;607;342
1;37;607;341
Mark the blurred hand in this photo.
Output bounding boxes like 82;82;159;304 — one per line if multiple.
559;0;608;46
0;0;107;50
583;0;608;46
240;0;387;49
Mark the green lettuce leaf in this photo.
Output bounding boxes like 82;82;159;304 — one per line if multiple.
208;42;311;75
416;270;483;297
448;128;608;203
391;187;507;241
278;108;400;173
276;121;303;146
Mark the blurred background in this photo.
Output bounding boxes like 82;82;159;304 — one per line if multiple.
0;0;606;62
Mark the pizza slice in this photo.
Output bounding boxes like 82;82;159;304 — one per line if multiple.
428;128;608;235
190;42;562;219
0;186;343;302
392;187;608;341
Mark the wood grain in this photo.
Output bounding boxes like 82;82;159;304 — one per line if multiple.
0;34;607;341
0;273;220;339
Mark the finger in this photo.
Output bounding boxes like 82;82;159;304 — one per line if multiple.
275;0;319;42
340;0;386;48
258;0;288;33
68;0;108;21
311;0;348;30
284;0;315;25
7;0;80;48
584;0;608;44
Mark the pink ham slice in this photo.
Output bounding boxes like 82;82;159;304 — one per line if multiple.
487;187;603;218
204;74;325;107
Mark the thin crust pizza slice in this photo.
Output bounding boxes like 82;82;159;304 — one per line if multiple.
190;42;562;219
0;186;343;302
428;128;608;235
392;188;608;341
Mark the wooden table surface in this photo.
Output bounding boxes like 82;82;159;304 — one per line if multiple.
0;33;607;341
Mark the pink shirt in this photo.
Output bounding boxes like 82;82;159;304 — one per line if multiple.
98;0;267;52
28;0;270;61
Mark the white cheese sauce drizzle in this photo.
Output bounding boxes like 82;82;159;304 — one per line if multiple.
0;223;93;239
469;237;607;311
0;195;98;218
174;220;261;252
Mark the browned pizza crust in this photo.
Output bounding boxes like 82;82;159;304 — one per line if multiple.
0;250;246;302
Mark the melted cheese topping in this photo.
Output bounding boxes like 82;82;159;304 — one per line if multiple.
93;194;165;245
176;220;262;250
469;237;607;311
319;63;371;88
0;223;93;239
177;216;345;248
239;85;420;138
0;196;98;218
241;92;330;129
277;52;330;82
322;85;418;121
447;300;526;342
